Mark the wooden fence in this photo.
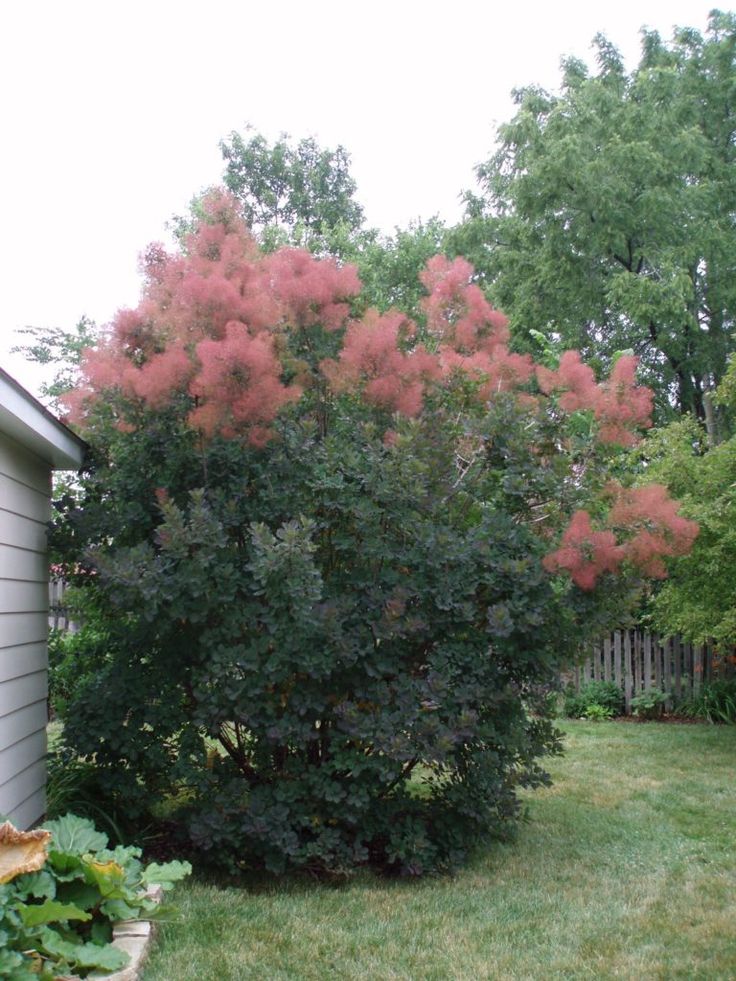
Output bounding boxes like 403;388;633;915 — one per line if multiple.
49;579;77;632
571;630;736;713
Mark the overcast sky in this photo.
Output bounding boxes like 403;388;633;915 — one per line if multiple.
0;0;720;399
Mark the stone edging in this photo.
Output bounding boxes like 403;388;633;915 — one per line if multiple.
87;884;163;981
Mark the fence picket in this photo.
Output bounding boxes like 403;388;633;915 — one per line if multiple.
603;637;612;682
693;644;703;695
624;632;633;712
644;633;652;692
614;632;622;696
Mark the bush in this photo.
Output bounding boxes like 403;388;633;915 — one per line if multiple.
47;621;108;720
581;703;614;721
51;193;694;876
630;689;667;720
564;681;624;719
680;679;736;724
0;814;190;979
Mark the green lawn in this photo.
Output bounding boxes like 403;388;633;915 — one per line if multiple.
142;722;736;980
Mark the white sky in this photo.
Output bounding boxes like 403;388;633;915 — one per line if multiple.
0;0;720;400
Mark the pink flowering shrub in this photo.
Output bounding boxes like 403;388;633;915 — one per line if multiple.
55;192;697;876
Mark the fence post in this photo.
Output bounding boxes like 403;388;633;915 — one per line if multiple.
693;644;703;696
683;641;693;702
644;633;652;692
634;631;642;697
623;631;633;712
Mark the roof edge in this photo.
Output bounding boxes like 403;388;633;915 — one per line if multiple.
0;368;86;470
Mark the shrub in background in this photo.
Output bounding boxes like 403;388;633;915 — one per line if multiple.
630;689;667;719
564;681;625;719
680;679;736;724
51;192;695;876
47;620;108;720
581;703;614;721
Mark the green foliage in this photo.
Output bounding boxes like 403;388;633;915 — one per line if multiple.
637;381;736;645
581;703;613;722
563;681;624;719
48;619;108;720
630;689;667;719
680;680;736;724
460;13;736;422
58;395;603;875
11;317;97;410
54;375;643;875
335;218;451;318
0;814;190;980
219;127;364;246
45;751;129;845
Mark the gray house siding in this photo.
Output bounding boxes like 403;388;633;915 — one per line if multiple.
0;431;52;827
0;367;85;829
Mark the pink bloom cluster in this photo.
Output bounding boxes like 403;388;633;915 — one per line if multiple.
67;198;654;454
65;191;359;445
324;256;533;415
543;483;698;589
537;352;653;445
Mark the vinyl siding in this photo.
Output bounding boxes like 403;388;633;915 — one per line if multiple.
0;431;50;826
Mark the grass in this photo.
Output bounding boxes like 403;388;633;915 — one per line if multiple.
142;721;736;980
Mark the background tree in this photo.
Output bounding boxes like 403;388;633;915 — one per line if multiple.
458;11;736;427
219;127;364;248
52;191;695;877
636;358;736;646
11;317;97;410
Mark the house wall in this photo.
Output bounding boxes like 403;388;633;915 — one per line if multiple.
0;430;50;828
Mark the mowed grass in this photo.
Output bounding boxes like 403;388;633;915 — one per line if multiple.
142;722;736;980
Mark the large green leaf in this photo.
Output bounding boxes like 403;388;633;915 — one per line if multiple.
47;850;84;879
0;947;35;981
140;860;192;889
55;880;101;911
44;814;108;856
39;926;129;971
82;858;129;900
100;897;140;921
11;870;56;901
17;899;91;928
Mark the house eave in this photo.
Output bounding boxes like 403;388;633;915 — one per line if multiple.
0;368;86;470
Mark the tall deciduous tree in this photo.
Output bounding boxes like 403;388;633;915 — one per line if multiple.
220;128;364;246
459;11;736;424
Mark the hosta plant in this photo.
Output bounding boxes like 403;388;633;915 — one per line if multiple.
0;814;190;980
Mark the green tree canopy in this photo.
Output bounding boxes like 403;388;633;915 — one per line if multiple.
220;127;364;246
459;11;736;425
639;358;736;645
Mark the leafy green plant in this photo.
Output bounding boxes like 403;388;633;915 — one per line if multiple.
48;622;109;720
630;689;667;720
0;814;190;980
680;680;736;724
564;682;624;719
582;703;614;722
45;751;131;846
